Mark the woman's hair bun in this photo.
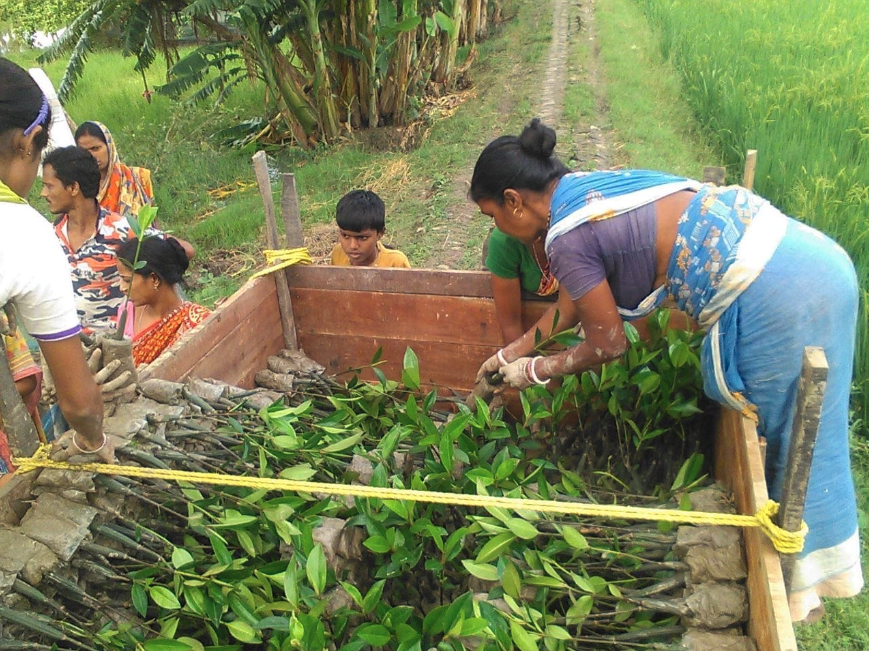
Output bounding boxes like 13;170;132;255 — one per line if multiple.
518;118;557;159
167;237;190;274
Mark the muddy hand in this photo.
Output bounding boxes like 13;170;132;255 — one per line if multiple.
51;430;116;465
500;357;535;390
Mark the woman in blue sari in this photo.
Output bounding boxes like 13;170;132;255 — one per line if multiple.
471;119;861;622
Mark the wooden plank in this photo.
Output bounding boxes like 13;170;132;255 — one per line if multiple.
281;173;305;247
743;149;758;191
298;333;499;392
291;288;551;347
286;265;496;298
253;150;298;350
180;297;284;387
714;408;797;651
143;277;281;384
778;347;828;590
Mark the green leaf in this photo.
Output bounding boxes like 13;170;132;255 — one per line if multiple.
565;595;594;626
283;563;298;607
502;559;522;599
362;580;386;615
320;431;362;454
306;544;327;596
255;616;291;631
561;526;589;550
340;581;364;608
213;510;258;528
357;623;391;646
363;535;391;553
401;347;420;390
476;532;515;563
510;621;539;651
372;346;383;364
150;586;181;610
127;214;142;238
623;321;640;344
460;617;489;637
545;624;571;641
506;518;538;540
226;620;258;643
132;584;148;617
461;560;499;581
280;464;317;480
143;641;190;651
171;547;195;570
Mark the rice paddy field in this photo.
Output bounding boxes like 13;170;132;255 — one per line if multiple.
640;0;869;428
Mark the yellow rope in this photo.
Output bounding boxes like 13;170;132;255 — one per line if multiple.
250;248;312;280
14;445;807;554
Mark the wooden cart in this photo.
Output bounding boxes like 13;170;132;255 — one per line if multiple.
143;264;797;651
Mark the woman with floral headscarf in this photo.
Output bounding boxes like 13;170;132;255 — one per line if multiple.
75;121;194;258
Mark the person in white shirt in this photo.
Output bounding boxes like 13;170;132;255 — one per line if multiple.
0;57;110;462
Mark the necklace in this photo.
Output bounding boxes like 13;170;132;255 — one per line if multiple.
530;240;547;273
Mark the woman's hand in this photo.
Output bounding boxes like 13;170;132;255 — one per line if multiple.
51;430;116;465
475;348;513;384
500;357;549;390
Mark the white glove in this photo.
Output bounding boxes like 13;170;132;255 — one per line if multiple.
87;341;136;400
475;349;511;384
500;357;534;390
501;357;550;390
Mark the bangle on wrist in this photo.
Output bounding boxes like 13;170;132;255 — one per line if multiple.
71;432;107;454
529;357;549;385
496;349;509;366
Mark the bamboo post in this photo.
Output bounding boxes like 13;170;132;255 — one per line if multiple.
252;151;298;350
0;332;40;458
743;149;757;190
777;346;828;592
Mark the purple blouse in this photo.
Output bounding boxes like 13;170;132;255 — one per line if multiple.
548;203;657;309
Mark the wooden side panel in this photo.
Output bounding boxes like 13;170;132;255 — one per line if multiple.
714;409;797;651
291;287;551;391
143;277;285;388
285;266;496;297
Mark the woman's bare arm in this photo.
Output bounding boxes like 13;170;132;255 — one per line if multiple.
535;280;627;379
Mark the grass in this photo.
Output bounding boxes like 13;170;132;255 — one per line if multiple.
637;0;869;433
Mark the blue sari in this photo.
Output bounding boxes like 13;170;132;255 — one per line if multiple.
547;173;862;608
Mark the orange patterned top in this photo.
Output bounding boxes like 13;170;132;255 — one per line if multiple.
132;302;211;366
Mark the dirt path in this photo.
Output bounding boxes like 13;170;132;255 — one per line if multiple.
424;0;615;270
568;0;617;170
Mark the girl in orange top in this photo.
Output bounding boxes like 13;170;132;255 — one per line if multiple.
116;238;210;366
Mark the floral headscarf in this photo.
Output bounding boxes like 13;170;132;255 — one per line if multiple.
86;121;154;218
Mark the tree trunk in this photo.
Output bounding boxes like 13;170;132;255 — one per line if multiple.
301;0;341;140
433;0;465;83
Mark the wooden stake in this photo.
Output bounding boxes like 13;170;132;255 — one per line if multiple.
252;151;298;350
743;149;758;190
777;346;828;592
281;174;305;248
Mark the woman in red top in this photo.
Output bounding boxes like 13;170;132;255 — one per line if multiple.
116;237;210;366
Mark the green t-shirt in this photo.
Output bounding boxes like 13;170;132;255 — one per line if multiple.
484;227;543;294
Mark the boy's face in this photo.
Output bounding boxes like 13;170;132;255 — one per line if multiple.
338;227;383;266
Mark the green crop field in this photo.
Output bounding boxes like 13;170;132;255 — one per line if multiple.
640;0;869;427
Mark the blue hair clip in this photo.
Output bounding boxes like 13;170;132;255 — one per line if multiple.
23;96;49;137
